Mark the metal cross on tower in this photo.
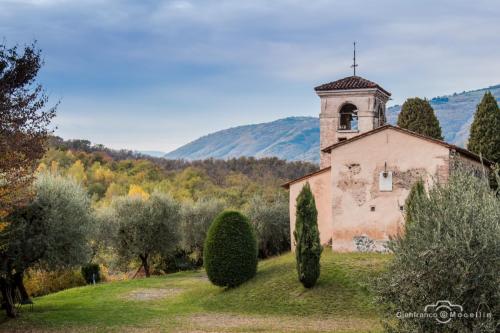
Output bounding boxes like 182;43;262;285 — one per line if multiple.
351;42;358;76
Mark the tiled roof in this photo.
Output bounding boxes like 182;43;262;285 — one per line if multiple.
314;75;391;96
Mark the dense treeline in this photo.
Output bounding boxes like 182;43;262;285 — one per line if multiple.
48;136;318;184
40;138;317;209
3;142;311;301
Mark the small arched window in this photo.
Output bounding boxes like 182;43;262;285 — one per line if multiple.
339;103;358;131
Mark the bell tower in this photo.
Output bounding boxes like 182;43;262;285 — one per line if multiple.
315;76;391;168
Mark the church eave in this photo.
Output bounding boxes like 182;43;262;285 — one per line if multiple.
281;166;331;189
314;75;391;96
315;88;390;98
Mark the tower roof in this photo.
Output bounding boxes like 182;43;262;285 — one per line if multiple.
314;75;391;96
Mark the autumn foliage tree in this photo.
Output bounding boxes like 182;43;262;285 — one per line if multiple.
0;42;56;317
0;42;56;216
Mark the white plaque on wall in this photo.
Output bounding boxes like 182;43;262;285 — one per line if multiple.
379;171;393;192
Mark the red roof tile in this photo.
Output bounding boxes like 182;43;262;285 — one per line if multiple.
314;75;391;96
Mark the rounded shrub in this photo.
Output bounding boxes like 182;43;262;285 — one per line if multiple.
203;211;258;287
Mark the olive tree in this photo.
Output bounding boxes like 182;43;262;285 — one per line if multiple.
377;169;500;332
89;206;119;264
181;198;225;265
246;194;290;258
2;173;92;317
113;192;181;277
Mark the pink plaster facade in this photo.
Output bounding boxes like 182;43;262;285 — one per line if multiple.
286;76;489;252
286;125;488;252
288;168;332;248
328;127;449;251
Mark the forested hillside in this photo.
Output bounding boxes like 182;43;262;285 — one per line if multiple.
44;137;318;207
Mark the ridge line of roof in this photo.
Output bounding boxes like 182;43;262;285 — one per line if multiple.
321;125;492;166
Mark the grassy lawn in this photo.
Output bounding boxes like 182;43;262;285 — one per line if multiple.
0;251;390;333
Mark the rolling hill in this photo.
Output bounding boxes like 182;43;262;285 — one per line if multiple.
165;85;500;163
1;252;389;332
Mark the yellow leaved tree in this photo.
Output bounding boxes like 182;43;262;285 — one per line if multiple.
128;184;150;200
67;160;87;184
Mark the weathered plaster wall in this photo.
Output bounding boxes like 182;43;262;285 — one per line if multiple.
454;153;488;173
329;128;450;252
289;168;332;248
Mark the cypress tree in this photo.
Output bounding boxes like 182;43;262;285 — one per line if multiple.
467;91;500;164
294;183;322;288
397;98;443;140
404;179;425;225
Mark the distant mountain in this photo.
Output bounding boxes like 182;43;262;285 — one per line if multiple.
138;150;167;158
165;117;320;162
165;85;500;163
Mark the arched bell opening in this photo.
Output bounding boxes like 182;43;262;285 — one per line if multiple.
338;103;358;131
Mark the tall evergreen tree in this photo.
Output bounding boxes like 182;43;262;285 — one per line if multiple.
397;98;443;140
294;183;322;288
467;92;500;163
404;180;425;225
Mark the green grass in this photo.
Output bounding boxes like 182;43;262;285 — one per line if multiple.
0;251;390;332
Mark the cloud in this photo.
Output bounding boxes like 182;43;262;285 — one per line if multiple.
2;0;500;149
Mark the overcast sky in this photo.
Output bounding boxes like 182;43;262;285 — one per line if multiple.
2;0;500;152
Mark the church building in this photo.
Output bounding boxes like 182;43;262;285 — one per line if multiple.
283;75;488;252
